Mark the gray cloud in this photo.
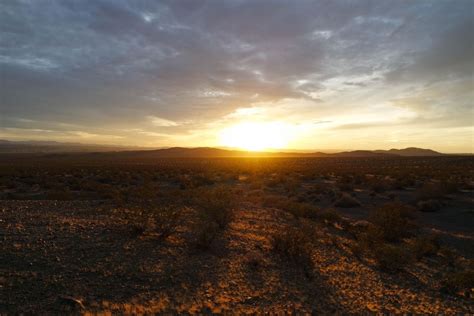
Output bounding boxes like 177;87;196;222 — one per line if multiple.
0;0;472;148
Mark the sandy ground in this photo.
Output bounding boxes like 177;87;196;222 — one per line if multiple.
1;200;473;314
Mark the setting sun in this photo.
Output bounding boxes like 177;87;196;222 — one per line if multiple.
219;121;294;151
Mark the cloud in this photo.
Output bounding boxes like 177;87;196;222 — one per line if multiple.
148;116;178;127
0;0;472;151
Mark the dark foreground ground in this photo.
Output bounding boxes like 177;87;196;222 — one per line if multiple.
1;156;473;314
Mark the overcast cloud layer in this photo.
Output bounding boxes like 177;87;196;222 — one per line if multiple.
1;0;473;152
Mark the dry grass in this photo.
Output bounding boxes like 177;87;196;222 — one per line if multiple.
271;227;314;278
194;185;235;228
368;202;417;242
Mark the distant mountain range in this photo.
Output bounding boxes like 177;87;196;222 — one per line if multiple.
373;147;443;156
120;147;445;158
0;140;154;153
0;140;457;157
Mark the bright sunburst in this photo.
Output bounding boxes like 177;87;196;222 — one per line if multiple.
219;121;294;151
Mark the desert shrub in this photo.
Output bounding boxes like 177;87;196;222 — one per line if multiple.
334;193;361;208
178;175;193;190
98;186;123;201
245;255;263;272
283;176;299;193
318;208;342;224
249;178;263;190
373;243;412;271
45;189;75;200
245;189;264;204
369;202;416;242
441;270;474;296
126;206;180;240
132;183;161;200
310;183;328;195
439;246;457;266
263;195;319;219
338;181;353;192
440;180;459;194
347;240;363;259
264;178;280;188
124;208;151;236
387;192;397;200
150;206;181;239
263;195;287;208
370;178;389;193
118;178;178;231
416;182;445;201
392;177;412;190
193;220;219;250
193;173;215;187
417;199;442;212
130;222;147;237
347;220;372;238
410;234;440;260
271;228;313;277
194;185;235;228
354;224;385;255
288;202;319;219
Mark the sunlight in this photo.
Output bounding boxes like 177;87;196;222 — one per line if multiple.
218;121;294;151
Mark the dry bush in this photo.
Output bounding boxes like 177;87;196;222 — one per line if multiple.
410;234;440;260
416;182;446;201
334;193;361;208
45;189;75;200
271;228;314;278
245;189;264;204
285;202;319;219
126;206;180;240
373;243;412;271
283;176;299;194
392;177;415;190
262;194;287;208
368;202;417;242
130;221;147;237
264;195;343;224
264;174;287;188
439;246;457;266
245;255;263;272
309;183;328;195
151;206;181;239
318;208;343;225
441;270;474;296
337;180;353;192
369;178;390;193
193;221;220;250
194;185;235;228
249;179;263;190
417;199;443;212
263;195;319;219
288;202;319;219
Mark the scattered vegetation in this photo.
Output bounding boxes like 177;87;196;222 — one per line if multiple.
410;234;440;260
193;220;220;250
194;185;235;228
368;202;416;242
333;193;361;208
373;243;412;271
1;155;473;313
441;270;474;296
271;227;314;278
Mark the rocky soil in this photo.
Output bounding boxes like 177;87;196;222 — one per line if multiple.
1;200;472;314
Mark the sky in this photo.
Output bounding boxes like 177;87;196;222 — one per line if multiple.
1;0;473;152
